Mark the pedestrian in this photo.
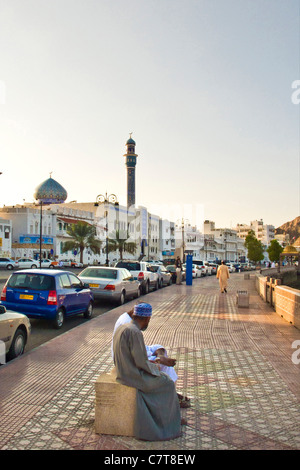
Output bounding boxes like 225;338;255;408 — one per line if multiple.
175;256;182;285
216;260;230;293
112;303;184;440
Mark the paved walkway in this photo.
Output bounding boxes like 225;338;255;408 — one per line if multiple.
0;272;300;450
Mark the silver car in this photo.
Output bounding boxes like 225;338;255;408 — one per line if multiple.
0;257;19;270
78;266;141;305
0;305;31;362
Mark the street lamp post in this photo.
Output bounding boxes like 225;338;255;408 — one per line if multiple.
95;192;118;266
176;218;189;263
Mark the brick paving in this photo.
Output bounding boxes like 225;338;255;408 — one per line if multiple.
0;272;300;450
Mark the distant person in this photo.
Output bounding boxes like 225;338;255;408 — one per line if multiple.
216;260;230;293
175;256;183;285
112;303;184;441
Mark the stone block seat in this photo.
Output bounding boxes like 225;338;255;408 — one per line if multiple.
94;367;137;437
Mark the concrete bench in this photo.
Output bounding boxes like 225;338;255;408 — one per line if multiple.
94;367;137;436
236;290;249;308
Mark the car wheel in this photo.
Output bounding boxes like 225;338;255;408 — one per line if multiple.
143;282;149;295
159;279;163;289
7;328;26;360
169;278;172;286
31;264;37;269
53;309;64;329
6;264;13;270
84;301;93;319
119;291;125;305
49;264;54;269
154;280;159;290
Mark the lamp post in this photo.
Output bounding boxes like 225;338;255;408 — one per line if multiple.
95;192;118;266
176;218;189;263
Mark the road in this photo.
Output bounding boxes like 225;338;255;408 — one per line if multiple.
0;268;114;356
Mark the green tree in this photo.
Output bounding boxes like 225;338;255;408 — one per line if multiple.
107;229;137;261
267;239;283;263
244;230;264;264
62;221;102;264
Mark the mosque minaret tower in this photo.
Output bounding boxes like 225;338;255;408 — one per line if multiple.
124;133;138;208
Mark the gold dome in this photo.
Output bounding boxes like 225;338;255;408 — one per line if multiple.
282;245;298;255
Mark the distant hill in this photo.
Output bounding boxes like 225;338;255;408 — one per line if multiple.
275;216;300;246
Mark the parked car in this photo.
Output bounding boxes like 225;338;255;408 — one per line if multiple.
192;260;208;276
147;264;172;287
35;259;56;269
0;257;19;270
114;261;159;294
16;258;39;269
78;266;141;305
71;261;83;268
208;263;218;275
0;304;31;361
0;269;94;329
182;263;201;278
165;265;186;283
60;260;72;267
226;263;235;273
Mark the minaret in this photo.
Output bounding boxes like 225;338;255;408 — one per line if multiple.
124;133;138;208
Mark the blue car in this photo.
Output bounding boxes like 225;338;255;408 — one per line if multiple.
0;269;94;329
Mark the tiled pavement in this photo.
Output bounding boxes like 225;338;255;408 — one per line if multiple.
0;272;300;450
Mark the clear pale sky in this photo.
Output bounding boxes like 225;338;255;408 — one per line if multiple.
0;0;299;229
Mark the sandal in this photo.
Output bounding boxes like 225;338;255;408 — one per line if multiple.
177;394;191;408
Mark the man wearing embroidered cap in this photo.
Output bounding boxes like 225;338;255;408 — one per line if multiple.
112;302;182;441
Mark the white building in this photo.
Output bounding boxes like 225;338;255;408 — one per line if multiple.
0;217;12;257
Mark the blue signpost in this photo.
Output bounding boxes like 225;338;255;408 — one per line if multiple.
186;254;193;285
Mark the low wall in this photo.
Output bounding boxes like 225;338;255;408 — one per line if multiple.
256;273;300;329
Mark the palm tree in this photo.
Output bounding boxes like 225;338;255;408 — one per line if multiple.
62;221;102;264
107;229;137;261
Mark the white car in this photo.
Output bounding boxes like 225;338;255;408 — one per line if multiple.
17;258;39;269
182;263;201;278
226;264;235;273
0;305;31;361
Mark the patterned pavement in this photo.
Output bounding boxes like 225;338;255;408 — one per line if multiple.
0;272;300;450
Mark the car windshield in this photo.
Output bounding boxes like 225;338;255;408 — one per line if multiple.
167;265;176;272
116;262;140;270
148;265;158;272
80;268;118;279
7;273;55;291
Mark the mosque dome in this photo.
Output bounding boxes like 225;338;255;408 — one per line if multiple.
34;175;68;204
126;134;136;146
282;245;298;255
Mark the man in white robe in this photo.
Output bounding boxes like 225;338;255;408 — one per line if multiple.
112;303;183;441
216;260;230;293
112;309;178;382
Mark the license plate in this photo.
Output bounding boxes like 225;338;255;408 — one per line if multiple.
19;294;34;300
89;284;99;288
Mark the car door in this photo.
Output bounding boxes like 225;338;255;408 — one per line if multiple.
122;269;137;296
0;311;11;355
58;273;79;315
68;273;88;312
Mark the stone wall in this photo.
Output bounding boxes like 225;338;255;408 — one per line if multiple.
256;273;300;330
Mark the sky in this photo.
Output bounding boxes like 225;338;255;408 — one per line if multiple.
0;0;299;230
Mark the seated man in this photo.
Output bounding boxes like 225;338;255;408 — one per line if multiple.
112;303;185;441
112;307;190;407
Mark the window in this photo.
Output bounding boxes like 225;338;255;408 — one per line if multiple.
69;274;82;288
59;274;72;288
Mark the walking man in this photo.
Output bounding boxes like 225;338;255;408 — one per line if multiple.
216;260;230;293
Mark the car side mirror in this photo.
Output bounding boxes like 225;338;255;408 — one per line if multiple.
0;305;6;314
